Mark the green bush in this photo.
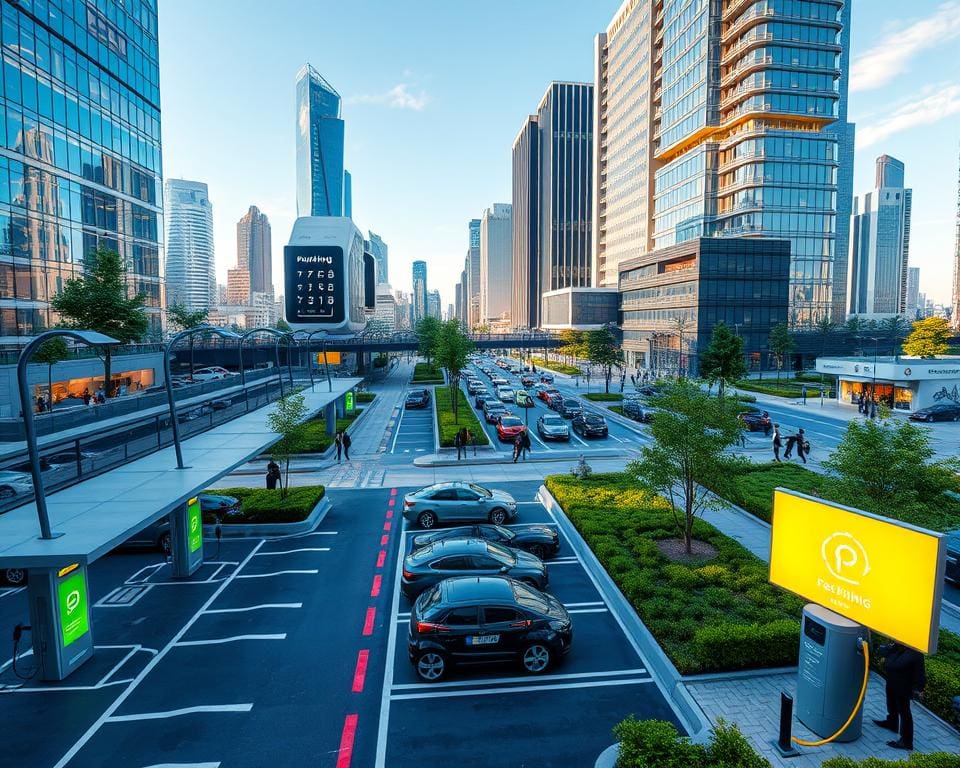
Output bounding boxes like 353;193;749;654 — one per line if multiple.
530;356;581;375
584;392;623;401
299;411;361;453
610;405;624;415
822;755;960;768
202;485;325;524
734;378;834;398
412;362;444;383
434;386;489;448
614;718;770;768
356;391;376;403
690;620;800;671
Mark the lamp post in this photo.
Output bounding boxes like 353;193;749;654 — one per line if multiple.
17;330;120;539
165;325;240;470
238;327;290;396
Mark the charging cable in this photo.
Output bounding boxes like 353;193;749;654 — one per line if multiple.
792;639;870;747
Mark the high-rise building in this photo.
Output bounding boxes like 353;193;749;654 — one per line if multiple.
594;0;853;327
395;290;412;330
296;64;345;217
479;204;513;324
512;115;540;329
344;169;352;219
0;0;163;339
366;231;389;284
467;219;481;327
455;281;464;324
953;147;960;330
906;267;921;319
374;283;397;331
165;180;215;313
848;155;912;316
428;289;442;320
226;268;250;305
237;205;273;296
412;261;428;324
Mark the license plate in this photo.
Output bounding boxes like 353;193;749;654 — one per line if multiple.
466;634;499;646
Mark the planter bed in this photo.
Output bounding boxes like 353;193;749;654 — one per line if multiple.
201;485;325;525
434;386;489;448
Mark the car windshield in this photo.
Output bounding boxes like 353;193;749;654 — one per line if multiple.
500;418;522;427
587;415;604;424
468;483;492;498
491;524;515;540
542;416;563;426
512;581;549;612
486;541;517;565
564;399;579;406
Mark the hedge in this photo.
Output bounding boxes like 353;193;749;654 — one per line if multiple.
529;356;581;375
584;392;623;402
614;718;770;768
412;362;444;383
356;391;376;403
822;756;960;768
299;411;362;453
434;385;489;448
735;378;835;399
545;472;804;674
202;485;325;524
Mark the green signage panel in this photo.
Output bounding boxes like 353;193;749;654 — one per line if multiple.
345;392;354;412
58;570;89;648
188;497;203;553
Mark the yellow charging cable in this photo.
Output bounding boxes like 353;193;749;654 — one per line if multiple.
792;639;870;747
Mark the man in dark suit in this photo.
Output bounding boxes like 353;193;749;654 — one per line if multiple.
873;642;926;750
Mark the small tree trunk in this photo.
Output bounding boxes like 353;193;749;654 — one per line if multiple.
104;348;113;397
282;458;290;500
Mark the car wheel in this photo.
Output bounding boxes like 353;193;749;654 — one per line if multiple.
528;544;547;560
415;650;448;682
521;642;552;674
4;568;26;585
159;531;172;554
489;508;507;525
0;485;15;500
417;511;437;529
928;415;934;422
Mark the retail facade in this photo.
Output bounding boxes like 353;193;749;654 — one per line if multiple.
815;356;960;413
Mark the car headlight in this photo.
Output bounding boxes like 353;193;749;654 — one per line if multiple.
549;620;570;632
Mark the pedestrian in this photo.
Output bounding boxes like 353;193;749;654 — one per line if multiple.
762;413;772;437
265;460;281;490
874;642;925;750
512;433;522;463
455;427;466;461
784;430;797;459
857;392;864;414
520;427;531;461
342;431;351;461
801;384;807;404
335;431;343;462
772;424;782;462
82;389;91;406
870;398;877;419
36;395;45;414
795;428;808;464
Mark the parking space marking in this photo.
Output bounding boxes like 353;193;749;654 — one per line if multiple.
371;575;382;597
392;667;648;691
203;603;302;614
140;763;220;768
567;607;608;614
336;713;359;768
0;587;25;599
175;634;286;647
95;584;154;608
106;703;253;723
362;608;377;636
126;563;165;584
395;597;607;622
268;530;337;541
374;517;407;768
376;550;387;567
352;651;370;693
252;547;330;556
546;558;579;565
389;404;408;453
235;569;318;579
391;677;653;701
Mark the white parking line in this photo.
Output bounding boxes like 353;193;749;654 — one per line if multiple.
141;763;221;768
567;607;608;614
106;703;253;723
271;530;337;541
375;518;407;768
392;667;647;691
253;548;330;556
0;587;25;599
391;677;653;701
390;404;408;454
235;570;318;579
204;603;302;614
174;634;287;647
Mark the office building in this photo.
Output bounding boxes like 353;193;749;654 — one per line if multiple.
848;155;912;316
466;219;481;328
374;283;397;331
0;0;163;339
295;64;345;217
479;204;513;325
412;260;428;324
906;267;921;319
366;231;389;284
226;268;250;305
594;0;853;327
237;205;273;297
395;290;411;330
344;169;352;219
512;115;540;329
455;280;464;325
953;147;960;330
165;180;215;312
427;289;441;320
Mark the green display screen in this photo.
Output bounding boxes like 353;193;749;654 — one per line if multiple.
188;497;203;553
58;570;89;648
345;392;354;412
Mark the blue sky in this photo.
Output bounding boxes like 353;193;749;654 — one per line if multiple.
158;0;960;308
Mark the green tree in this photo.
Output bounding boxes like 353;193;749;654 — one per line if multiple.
585;328;623;393
51;248;148;397
415;316;441;365
698;322;746;400
625;380;742;554
434;319;474;422
275;318;292;333
472;322;491;335
266;392;309;498
167;302;208;379
767;322;795;381
32;336;69;412
903;316;952;358
845;315;865;335
558;329;587;362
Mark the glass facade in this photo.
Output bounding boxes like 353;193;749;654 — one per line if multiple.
164;179;213;312
479;203;512;323
511;114;539;329
0;0;162;338
295;64;344;217
412;260;427;324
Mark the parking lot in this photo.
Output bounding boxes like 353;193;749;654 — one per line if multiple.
389;394;436;457
376;479;681;768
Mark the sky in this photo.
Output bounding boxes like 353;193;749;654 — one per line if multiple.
157;0;960;308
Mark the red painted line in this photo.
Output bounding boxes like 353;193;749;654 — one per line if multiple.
376;550;386;568
388;498;395;507
390;488;397;496
336;714;358;768
386;510;393;519
380;534;388;546
362;607;376;636
352;650;370;693
371;575;382;597
383;521;392;532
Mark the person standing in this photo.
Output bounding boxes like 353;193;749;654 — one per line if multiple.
795;428;808;464
772;425;783;462
512;433;522;463
265;460;281;490
874;642;925;750
342;431;352;461
455;428;466;461
857;392;864;414
801;384;807;404
520;427;531;461
335;431;343;463
82;389;91;406
36;395;46;414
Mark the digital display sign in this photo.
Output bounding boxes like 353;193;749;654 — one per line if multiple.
769;489;946;654
284;245;345;324
58;569;89;648
188;496;203;554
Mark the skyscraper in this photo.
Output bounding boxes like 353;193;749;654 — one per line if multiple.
512;116;540;329
344;169;353;219
479;204;513;324
848;155;912;316
906;267;921;319
165;180;215;313
953;147;960;330
366;231;389;284
412;261;428;324
296;64;345;217
0;0;163;338
466;219;482;327
428;289;442;320
237;206;273;296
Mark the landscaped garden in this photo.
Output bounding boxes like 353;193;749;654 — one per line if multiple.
412;362;444;383
202;485;325;525
434;386;489;448
529;356;581;375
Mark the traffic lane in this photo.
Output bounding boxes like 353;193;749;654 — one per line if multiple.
390;400;435;455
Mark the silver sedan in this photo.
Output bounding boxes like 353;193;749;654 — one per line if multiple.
402;482;518;529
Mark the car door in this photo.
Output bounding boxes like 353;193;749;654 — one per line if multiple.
467;553;506;578
445;486;475;520
479;605;529;660
476;524;511;547
427;555;470;589
429;488;459;521
440;606;482;658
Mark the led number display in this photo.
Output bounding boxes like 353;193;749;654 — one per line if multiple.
284;245;345;324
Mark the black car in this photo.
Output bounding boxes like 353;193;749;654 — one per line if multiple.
572;412;608;438
401;538;547;599
622;399;656;423
539;373;555;384
520;374;536;387
405;389;431;409
738;407;772;433
537;414;571;442
558;398;583;419
910;404;960;422
945;530;960;584
411;523;561;560
546;392;565;411
407;576;572;681
475;392;494;409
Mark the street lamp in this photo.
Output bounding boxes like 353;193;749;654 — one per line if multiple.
17;329;120;539
165;325;240;470
238;327;291;396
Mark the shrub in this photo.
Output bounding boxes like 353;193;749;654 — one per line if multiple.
584;392;623;401
529;356;581;375
434;386;489;448
412;362;444;383
822;755;960;768
690;620;800;672
202;485;325;524
299;411;361;453
614;718;770;768
356;391;376;403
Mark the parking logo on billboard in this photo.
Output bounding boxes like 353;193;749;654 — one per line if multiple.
821;531;870;585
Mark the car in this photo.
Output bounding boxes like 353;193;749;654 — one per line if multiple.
496;415;525;442
537;414;570;441
497;387;515;403
539;373;555;384
537;387;561;403
622;398;656;423
467;380;485;395
945;529;960;584
910;403;960;422
41;449;100;468
405;389;431;409
123;517;173;553
636;385;660;397
515;390;533;408
545;392;565;411
0;470;33;500
402;481;518;529
474;392;493;409
407;576;572;681
573;412;609;438
520;374;536;387
558;398;583;419
484;404;508;424
191;366;231;382
401;538;547;600
199;492;241;518
491;377;508;387
411;523;561;560
738;406;772;433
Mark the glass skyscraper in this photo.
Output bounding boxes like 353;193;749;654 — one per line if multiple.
479;203;512;324
164;179;213;312
0;0;163;338
365;230;388;284
236;204;272;297
466;218;480;327
412;259;427;324
295;63;345;217
511;115;539;329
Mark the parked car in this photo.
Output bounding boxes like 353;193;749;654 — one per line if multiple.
558;398;583;419
491;377;508;387
411;523;561;560
636;385;659;397
484;404;508;424
573;412;609;438
200;493;241;518
738;407;772;433
545;393;565;411
537;387;561;403
401;538;547;599
407;576;572;681
622;399;656;423
945;529;960;584
910;404;960;422
467;380;485;395
405;389;431;409
192;366;231;382
496;416;525;442
0;470;33;500
520;374;536;387
402;482;518;529
474;392;493;409
515;390;534;408
539;373;555;384
536;414;570;442
497;387;515;403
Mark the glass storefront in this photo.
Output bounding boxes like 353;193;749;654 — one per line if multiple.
839;379;914;411
33;367;155;405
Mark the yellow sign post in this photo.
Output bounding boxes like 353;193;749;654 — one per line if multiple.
770;489;946;654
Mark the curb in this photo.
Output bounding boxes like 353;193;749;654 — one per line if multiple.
594;743;619;768
203;495;331;538
537;483;711;742
414;449;624;467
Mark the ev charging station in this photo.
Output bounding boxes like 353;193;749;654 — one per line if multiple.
26;562;94;681
169;496;204;578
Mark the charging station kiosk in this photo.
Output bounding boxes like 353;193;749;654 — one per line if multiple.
169;496;204;578
26;562;94;681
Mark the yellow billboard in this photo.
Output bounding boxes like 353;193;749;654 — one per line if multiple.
315;352;341;365
770;489;946;654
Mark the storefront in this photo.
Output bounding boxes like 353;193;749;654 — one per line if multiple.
816;356;960;413
33;368;157;405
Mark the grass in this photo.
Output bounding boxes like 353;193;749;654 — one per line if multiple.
735;378;835;399
202;485;325;524
299;410;363;453
412;362;444;383
545;472;804;674
434;385;490;448
529;356;581;375
356;391;376;403
609;405;624;416
583;392;623;402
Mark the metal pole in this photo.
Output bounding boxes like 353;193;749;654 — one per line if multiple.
274;336;284;398
238;337;247;387
163;336;186;469
322;338;332;392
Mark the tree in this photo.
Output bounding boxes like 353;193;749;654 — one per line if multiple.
415;316;441;365
625;381;742;554
275;318;292;333
32;337;69;411
558;330;587;362
767;322;795;381
585;328;623;393
698;322;746;400
434;319;474;422
168;302;208;379
903;316;952;358
266;392;309;498
51;248;148;397
473;323;491;335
